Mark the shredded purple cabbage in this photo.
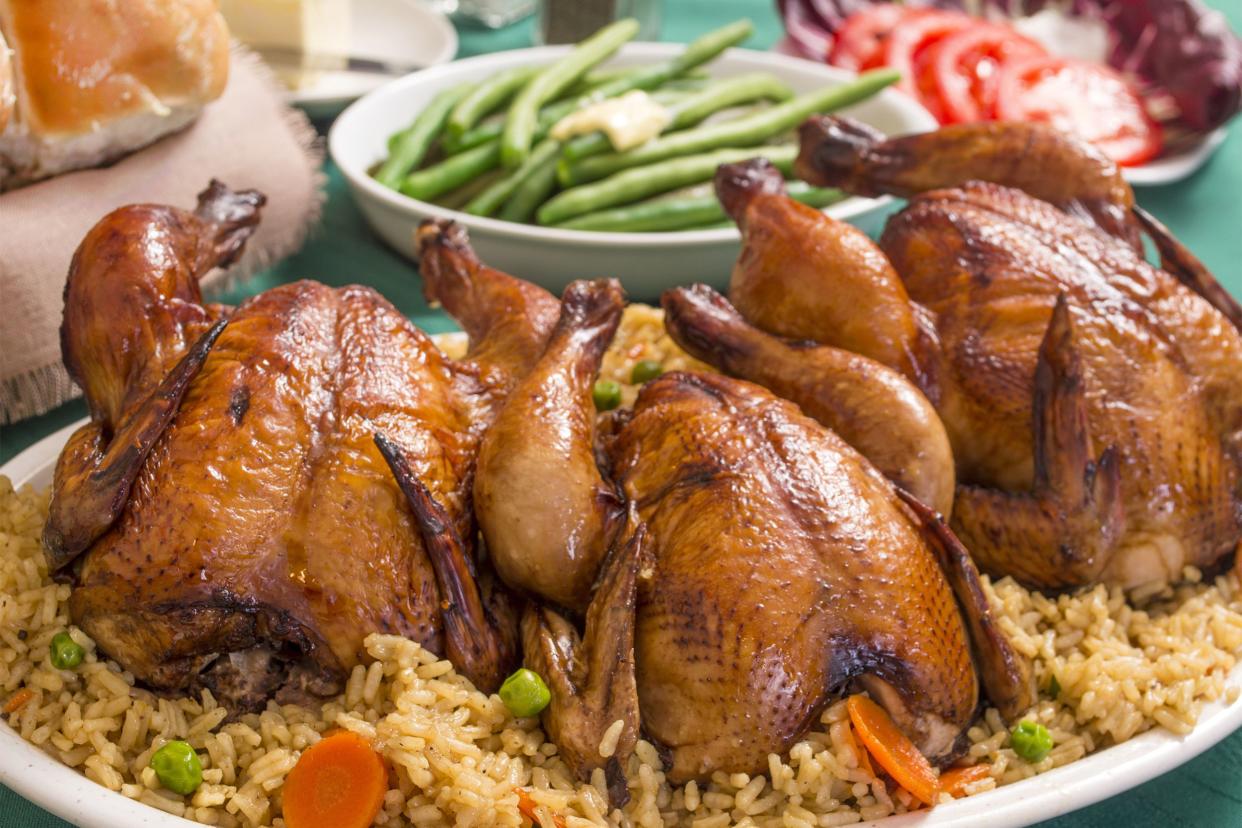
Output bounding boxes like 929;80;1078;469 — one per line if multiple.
776;0;1242;132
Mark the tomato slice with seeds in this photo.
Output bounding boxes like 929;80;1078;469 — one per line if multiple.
827;5;915;72
880;10;976;120
926;23;1047;123
996;56;1163;166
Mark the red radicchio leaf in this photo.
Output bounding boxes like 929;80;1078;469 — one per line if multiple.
775;0;1242;133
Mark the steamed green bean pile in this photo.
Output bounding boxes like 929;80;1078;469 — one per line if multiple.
372;19;901;233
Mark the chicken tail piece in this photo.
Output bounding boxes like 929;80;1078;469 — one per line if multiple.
661;284;955;516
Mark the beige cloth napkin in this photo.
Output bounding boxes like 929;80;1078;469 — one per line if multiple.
0;47;323;424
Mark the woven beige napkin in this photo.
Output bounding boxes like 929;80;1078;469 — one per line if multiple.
0;47;323;424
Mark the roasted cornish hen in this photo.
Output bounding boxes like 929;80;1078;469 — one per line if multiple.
721;123;1242;590
43;183;559;709
475;279;1032;790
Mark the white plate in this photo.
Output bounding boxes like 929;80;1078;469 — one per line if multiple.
2;422;1241;827
772;36;1230;186
330;43;939;298
286;0;457;119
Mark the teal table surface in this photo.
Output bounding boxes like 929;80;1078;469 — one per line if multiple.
2;1;1241;825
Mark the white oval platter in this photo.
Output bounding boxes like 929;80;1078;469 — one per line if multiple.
1;421;1240;827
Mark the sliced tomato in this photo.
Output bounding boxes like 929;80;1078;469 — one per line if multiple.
880;10;976;121
926;23;1047;124
827;5;914;72
996;56;1163;166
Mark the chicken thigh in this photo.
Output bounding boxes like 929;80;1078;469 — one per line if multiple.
724;119;1242;590
44;185;559;708
477;279;1033;789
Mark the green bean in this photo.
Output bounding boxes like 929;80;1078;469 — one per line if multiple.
424;88;694;194
498;153;561;222
556;180;844;232
503;19;641;168
451;20;750;158
582;65;709;88
465;137;563;216
447;67;541;139
401;140;502;201
560;72;794;163
561;68;900;185
537;144;798;226
375;83;475;189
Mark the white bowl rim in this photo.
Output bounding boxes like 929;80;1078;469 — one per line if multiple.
328;43;939;249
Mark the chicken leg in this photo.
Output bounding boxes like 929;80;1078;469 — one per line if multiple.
46;181;265;567
795;116;1139;246
661;283;955;516
474;279;626;612
718;158;934;387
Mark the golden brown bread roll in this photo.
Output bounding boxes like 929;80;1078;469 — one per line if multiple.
0;0;230;190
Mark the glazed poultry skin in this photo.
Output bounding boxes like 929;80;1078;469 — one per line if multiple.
44;184;558;708
477;279;1032;789
723;120;1242;590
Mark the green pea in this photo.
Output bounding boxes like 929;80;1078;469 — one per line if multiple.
49;631;84;670
150;740;203;795
1010;720;1054;763
631;359;664;384
499;668;551;718
592;380;622;412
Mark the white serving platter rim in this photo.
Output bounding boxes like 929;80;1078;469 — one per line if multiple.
329;42;937;249
2;421;1240;828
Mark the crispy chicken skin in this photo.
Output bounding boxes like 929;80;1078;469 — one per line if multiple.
45;186;558;708
730;118;1242;590
482;280;1033;790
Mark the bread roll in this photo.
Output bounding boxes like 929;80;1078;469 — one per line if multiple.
0;0;230;190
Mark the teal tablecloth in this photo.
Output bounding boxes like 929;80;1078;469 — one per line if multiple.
2;1;1241;825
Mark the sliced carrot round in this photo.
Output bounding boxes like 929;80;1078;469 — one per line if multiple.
846;694;940;806
939;763;991;798
282;730;387;828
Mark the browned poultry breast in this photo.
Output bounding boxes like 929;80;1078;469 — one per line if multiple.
476;279;1033;793
43;184;559;708
723;118;1242;590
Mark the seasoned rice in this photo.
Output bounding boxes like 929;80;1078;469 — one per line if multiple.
2;308;1240;827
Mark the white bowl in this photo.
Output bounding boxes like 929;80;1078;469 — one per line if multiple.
329;43;938;298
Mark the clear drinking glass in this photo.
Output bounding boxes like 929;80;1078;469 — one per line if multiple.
535;0;661;45
419;0;535;30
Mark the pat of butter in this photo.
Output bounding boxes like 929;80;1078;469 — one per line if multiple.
551;91;670;152
218;0;352;90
